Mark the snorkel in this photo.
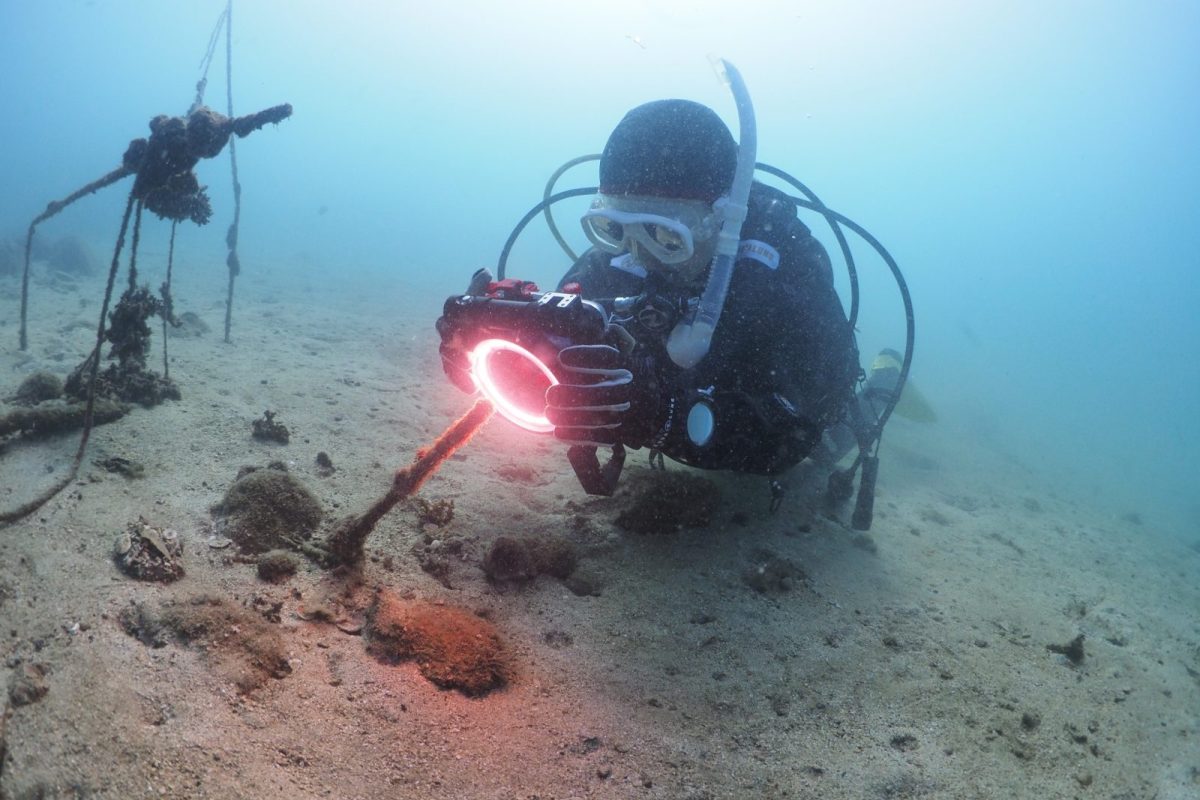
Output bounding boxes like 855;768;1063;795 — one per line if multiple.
665;57;757;368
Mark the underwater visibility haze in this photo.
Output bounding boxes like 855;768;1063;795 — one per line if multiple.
3;0;1195;534
0;1;1198;798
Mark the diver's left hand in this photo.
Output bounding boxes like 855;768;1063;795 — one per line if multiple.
545;344;656;447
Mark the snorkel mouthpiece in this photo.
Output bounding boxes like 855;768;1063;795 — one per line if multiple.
666;57;757;368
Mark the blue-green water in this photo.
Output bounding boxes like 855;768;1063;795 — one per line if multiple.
1;0;1196;539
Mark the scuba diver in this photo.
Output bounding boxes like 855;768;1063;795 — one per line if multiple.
545;98;861;476
437;61;912;525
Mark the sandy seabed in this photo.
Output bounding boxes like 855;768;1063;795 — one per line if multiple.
1;254;1197;800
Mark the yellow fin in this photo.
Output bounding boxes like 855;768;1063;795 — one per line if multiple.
895;379;937;423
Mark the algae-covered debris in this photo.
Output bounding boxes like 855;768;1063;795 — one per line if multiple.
8;372;63;406
119;593;292;694
742;549;806;594
63;286;181;408
7;663;50;707
413;496;454;526
169;310;210;338
481;535;578;583
615;471;720;534
96;456;144;479
252;410;289;444
481;536;536;583
113;518;185;583
212;464;322;554
364;590;510;696
1047;633;1086;666
0;399;129;440
256;550;299;583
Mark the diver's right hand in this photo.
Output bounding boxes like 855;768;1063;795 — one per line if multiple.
545;341;669;448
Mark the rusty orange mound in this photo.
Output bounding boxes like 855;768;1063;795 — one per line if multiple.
365;591;510;696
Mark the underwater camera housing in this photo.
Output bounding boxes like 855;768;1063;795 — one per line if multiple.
440;278;605;430
438;276;627;495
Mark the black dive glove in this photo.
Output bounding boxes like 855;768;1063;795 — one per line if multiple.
545;342;661;447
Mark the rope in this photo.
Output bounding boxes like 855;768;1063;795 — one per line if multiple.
162;221;177;379
127;199;144;292
222;0;242;343
18;165;135;349
192;4;229;111
325;399;495;566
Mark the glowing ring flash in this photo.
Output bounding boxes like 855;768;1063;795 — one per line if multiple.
469;338;558;433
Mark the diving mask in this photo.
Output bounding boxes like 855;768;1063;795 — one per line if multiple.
581;195;717;266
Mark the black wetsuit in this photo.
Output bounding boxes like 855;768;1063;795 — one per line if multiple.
557;183;860;475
